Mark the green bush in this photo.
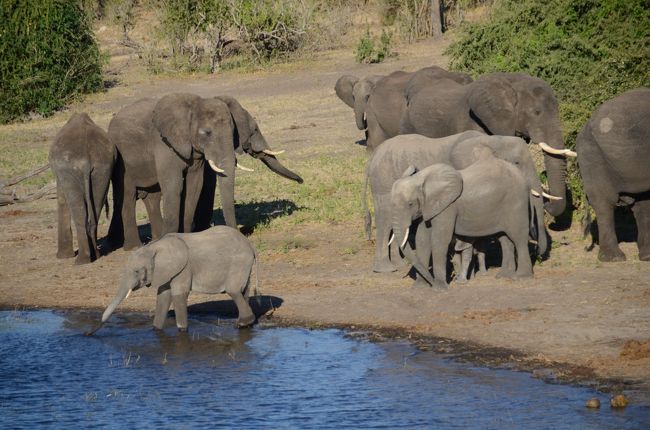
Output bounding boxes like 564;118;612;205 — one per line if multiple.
355;28;393;63
446;0;649;208
0;0;104;123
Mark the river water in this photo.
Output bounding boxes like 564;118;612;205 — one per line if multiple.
0;310;648;429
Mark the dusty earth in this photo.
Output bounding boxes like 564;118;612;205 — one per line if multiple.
1;37;649;402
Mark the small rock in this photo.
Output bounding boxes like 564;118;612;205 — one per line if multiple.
610;394;629;408
585;398;600;409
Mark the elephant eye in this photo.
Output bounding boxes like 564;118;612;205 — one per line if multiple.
199;128;212;136
534;109;542;116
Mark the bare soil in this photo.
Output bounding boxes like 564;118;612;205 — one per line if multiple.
1;37;649;402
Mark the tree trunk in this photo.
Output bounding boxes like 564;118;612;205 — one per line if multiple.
430;0;443;38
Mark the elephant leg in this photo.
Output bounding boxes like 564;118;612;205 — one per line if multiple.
182;161;204;233
589;191;625;262
511;225;533;278
373;194;396;272
632;198;650;261
122;174;142;250
230;287;255;328
475;240;487;276
55;180;75;259
142;190;163;240
91;168;111;256
496;235;516;279
411;221;432;288
153;286;172;330
430;219;454;290
69;192;92;265
454;239;473;282
158;170;184;235
171;292;190;332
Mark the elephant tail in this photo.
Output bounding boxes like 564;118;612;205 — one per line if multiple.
582;201;596;252
362;160;372;241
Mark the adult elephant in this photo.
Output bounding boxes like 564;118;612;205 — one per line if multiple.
108;93;303;250
400;72;575;217
367;132;552;272
577;87;650;262
49;113;115;264
364;66;473;151
335;74;384;137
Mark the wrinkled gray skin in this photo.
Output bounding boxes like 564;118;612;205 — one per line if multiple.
364;66;473;151
368;132;548;273
391;148;535;290
107;93;303;249
452;238;487;282
335;74;384;137
93;226;257;334
400;72;568;217
577;87;650;262
49;113;116;264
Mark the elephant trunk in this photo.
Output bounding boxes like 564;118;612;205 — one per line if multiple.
87;275;137;335
218;168;237;228
393;222;435;286
534;124;567;216
354;97;368;131
259;154;304;184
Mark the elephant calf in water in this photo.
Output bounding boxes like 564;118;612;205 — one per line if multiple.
89;226;258;334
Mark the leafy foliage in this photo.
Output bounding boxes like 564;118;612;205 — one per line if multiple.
446;0;649;208
0;0;104;123
355;28;393;63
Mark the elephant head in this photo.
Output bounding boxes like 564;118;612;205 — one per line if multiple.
467;73;573;216
87;236;190;335
390;164;463;285
335;74;383;131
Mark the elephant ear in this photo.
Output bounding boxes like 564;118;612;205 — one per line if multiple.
216;95;254;154
152;93;199;161
149;236;189;289
335;75;359;108
421;164;463;221
468;76;518;136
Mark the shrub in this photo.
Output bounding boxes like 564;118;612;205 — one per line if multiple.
446;0;650;208
0;0;104;123
355;28;393;63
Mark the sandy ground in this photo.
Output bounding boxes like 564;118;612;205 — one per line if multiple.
1;37;649;402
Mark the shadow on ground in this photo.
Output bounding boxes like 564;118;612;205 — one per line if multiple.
210;199;302;235
187;295;284;320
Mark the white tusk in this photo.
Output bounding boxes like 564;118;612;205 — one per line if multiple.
399;227;410;248
537;141;575;157
542;192;563;201
363;112;367;121
531;189;541;197
125;289;132;300
236;161;254;172
208;159;225;173
387;233;394;246
262;149;285;156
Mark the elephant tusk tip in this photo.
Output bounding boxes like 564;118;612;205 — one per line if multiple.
531;190;541;197
208;159;226;174
565;150;577;157
236;161;254;172
263;149;285;156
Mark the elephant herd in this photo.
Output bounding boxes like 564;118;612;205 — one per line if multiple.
47;67;648;330
336;67;650;288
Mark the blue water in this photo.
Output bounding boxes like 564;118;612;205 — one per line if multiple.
0;310;648;429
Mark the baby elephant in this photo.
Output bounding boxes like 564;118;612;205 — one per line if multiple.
391;146;537;289
91;226;258;334
49;113;115;264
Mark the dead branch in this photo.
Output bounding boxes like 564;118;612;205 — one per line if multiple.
0;164;50;188
0;182;56;206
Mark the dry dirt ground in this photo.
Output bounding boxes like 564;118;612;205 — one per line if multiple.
1;38;649;402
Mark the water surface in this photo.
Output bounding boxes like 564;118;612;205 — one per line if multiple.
1;310;648;429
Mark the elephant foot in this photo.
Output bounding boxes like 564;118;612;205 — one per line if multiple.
455;275;468;284
237;313;256;328
496;269;515;280
56;250;75;259
123;240;143;251
432;279;449;291
74;255;92;265
477;269;489;277
598;247;626;262
411;277;432;289
639;253;650;262
177;327;188;333
372;259;397;273
514;272;533;280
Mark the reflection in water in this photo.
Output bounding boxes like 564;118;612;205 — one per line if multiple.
0;310;648;429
